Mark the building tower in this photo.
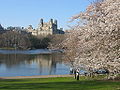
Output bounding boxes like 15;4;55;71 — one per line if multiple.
40;18;43;27
50;19;53;24
54;20;57;25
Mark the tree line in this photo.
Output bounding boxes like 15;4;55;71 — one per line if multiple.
0;30;65;50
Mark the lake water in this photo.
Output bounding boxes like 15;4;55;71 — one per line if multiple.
0;49;70;77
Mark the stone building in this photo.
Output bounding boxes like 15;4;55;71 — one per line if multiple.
26;25;37;36
26;19;64;37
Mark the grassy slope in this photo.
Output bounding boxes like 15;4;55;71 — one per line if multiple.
0;77;120;90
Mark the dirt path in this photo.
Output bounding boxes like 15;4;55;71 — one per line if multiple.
0;74;74;79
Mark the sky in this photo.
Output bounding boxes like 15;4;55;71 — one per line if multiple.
0;0;92;30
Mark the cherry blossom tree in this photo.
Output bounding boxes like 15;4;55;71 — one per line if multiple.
63;0;120;78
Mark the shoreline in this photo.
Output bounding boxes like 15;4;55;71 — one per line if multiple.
0;74;73;79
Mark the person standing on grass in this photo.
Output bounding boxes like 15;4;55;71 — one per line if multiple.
76;69;79;80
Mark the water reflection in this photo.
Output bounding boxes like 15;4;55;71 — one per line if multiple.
0;52;69;77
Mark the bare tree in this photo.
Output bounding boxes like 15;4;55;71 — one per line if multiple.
0;31;31;49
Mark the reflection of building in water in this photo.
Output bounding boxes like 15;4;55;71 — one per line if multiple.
31;54;57;74
0;53;63;75
26;53;63;75
0;54;35;68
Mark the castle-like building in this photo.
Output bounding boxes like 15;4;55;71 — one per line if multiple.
26;19;64;36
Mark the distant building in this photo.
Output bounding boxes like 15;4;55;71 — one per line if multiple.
0;19;64;36
26;25;37;36
0;24;6;34
0;24;4;31
26;19;64;36
0;25;29;35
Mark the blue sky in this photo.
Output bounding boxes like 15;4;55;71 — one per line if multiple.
0;0;92;29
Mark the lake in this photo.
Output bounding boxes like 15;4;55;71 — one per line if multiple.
0;49;70;77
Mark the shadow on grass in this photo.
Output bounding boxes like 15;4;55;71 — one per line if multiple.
0;79;120;90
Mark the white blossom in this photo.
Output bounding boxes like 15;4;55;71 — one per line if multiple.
63;0;120;75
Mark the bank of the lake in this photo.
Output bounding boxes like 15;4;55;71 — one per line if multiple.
0;76;120;90
0;47;16;50
0;74;73;79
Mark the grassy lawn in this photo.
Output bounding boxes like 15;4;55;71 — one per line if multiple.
0;76;120;90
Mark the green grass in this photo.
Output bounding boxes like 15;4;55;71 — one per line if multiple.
0;76;120;90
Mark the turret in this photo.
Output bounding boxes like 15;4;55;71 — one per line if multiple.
54;20;57;25
40;18;43;27
50;19;53;24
